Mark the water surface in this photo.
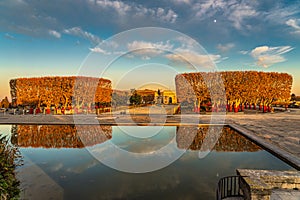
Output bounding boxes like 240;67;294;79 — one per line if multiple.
0;125;294;200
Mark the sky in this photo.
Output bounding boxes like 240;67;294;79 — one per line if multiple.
1;0;300;99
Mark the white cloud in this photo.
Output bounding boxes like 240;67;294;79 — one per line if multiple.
156;8;178;24
89;47;111;55
286;19;300;35
4;33;15;40
125;40;223;68
166;50;221;68
89;40;125;55
138;7;178;23
216;43;235;53
48;30;61;38
227;3;257;30
286;19;300;29
264;6;298;25
193;0;257;30
89;46;125;55
194;0;227;18
250;45;294;68
63;27;101;45
127;40;174;57
171;0;191;4
239;50;248;55
175;36;196;48
92;0;131;15
90;0;177;23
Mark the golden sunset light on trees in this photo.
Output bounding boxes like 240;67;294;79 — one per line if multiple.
176;71;292;113
9;77;112;112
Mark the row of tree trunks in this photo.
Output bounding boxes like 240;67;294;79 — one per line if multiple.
9;76;112;110
175;71;292;113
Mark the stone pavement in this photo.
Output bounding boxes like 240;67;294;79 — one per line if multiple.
271;190;300;200
227;113;300;170
108;104;180;115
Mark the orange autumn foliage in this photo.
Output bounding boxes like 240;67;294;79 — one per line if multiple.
10;76;112;107
176;126;261;152
175;71;292;108
12;125;112;148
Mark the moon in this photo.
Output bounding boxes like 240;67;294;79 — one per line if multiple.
214;19;217;23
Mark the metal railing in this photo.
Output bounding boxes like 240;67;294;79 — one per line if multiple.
216;175;244;200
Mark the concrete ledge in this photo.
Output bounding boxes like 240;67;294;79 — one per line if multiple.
237;169;300;200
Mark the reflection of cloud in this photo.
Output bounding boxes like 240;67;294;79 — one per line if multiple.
88;133;185;173
50;163;63;172
250;45;293;68
89;144;108;155
96;170;181;199
66;160;98;174
91;135;178;155
17;157;64;199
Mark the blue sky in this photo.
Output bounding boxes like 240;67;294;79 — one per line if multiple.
1;0;300;98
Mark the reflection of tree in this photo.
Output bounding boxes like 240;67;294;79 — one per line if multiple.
0;132;21;199
12;125;112;148
176;126;261;152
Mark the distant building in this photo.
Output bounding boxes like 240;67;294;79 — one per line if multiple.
136;89;155;104
0;96;10;108
155;90;177;104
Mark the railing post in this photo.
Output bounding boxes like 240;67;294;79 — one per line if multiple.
216;175;245;200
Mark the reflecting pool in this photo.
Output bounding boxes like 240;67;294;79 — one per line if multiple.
0;125;295;200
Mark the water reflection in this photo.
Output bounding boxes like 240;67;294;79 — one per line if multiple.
12;125;112;148
12;125;260;153
177;126;261;152
0;125;294;200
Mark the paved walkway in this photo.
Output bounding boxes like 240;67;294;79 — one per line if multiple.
271;190;300;200
226;113;300;170
108;104;180;115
